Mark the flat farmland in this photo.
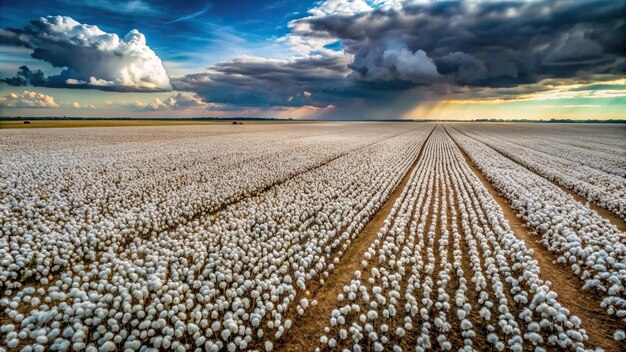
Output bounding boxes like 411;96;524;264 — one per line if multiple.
0;120;297;129
0;122;624;352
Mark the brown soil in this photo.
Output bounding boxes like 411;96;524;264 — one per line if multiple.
445;126;624;352
276;126;436;351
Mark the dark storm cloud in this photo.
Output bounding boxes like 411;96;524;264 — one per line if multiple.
2;1;623;117
171;0;623;112
172;55;351;107
0;66;48;87
293;0;625;87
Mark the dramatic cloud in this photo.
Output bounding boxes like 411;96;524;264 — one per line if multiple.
0;16;171;91
129;93;219;111
290;0;625;87
170;0;623;116
1;1;622;119
434;52;489;84
172;55;351;107
281;0;372;55
0;66;48;87
349;39;441;83
0;90;60;108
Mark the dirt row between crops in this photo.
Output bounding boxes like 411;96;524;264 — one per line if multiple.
444;126;624;352
277;126;436;352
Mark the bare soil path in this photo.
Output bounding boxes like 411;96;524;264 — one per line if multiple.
444;125;624;352
276;126;436;352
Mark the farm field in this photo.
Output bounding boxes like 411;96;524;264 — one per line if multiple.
0;120;296;129
0;122;624;352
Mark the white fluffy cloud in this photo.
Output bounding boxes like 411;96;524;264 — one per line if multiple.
0;90;60;108
0;16;171;91
283;0;373;55
308;0;371;17
130;93;218;111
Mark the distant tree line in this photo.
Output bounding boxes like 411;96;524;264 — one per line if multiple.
1;116;624;123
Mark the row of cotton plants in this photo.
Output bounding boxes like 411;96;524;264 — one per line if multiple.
448;127;626;339
496;130;624;178
0;124;417;290
453;124;626;177
316;128;590;351
0;125;432;351
452;125;625;219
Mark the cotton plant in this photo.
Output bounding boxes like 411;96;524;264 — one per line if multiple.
0;125;433;351
316;128;590;351
450;127;626;339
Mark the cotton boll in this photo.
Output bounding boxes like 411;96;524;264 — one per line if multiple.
100;341;116;352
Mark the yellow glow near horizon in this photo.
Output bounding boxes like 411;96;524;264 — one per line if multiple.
442;79;626;105
400;78;626;120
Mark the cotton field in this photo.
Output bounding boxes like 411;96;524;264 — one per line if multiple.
0;122;624;352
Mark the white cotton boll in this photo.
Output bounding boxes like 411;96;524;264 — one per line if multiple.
7;339;19;348
100;341;116;352
328;339;337;348
614;330;625;341
265;341;273;351
460;319;472;330
495;341;504;351
339;329;348;340
221;329;231;340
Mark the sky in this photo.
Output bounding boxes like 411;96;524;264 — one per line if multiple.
0;0;624;120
